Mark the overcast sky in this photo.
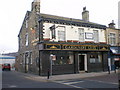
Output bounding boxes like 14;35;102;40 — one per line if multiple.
0;0;119;53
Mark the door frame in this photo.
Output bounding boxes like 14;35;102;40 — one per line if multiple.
25;51;29;73
78;54;87;72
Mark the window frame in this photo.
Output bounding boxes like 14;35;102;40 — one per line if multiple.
78;28;85;42
93;30;99;43
109;33;116;46
25;33;29;46
57;26;66;41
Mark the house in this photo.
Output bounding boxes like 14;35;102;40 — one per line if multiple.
106;21;120;69
17;0;109;76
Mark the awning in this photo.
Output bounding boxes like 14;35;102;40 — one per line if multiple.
110;47;120;54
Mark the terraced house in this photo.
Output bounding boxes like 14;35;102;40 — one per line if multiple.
17;0;110;76
106;21;120;69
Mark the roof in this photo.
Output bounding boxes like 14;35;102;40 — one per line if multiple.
39;13;106;29
18;11;31;36
0;55;15;59
18;11;107;36
0;57;15;59
107;27;120;30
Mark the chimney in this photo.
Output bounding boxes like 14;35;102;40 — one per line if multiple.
31;0;40;14
82;7;89;22
108;20;115;29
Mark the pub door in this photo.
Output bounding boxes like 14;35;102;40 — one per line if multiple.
78;55;85;71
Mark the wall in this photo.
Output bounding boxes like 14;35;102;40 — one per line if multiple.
43;22;106;43
106;28;119;46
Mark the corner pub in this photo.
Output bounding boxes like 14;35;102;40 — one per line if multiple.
17;0;110;76
39;41;109;75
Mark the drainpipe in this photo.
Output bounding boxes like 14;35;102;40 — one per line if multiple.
38;18;41;76
38;17;44;76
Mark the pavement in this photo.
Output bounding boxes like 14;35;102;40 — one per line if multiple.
13;70;119;81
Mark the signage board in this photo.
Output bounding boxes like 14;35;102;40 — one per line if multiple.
44;44;109;51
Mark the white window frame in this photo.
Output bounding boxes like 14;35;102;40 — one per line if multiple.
25;33;28;46
109;33;116;46
93;30;99;43
26;20;28;28
57;26;66;41
78;28;84;42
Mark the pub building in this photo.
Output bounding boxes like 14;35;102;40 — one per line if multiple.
17;0;110;76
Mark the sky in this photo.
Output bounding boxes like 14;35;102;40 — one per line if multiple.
0;0;119;53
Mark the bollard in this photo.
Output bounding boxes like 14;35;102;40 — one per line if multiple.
47;69;50;79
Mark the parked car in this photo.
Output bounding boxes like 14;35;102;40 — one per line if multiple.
2;63;11;71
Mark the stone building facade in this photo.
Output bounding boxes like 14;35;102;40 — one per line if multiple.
17;0;109;76
106;21;120;69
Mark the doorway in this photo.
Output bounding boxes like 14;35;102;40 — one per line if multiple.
78;55;85;71
25;53;29;73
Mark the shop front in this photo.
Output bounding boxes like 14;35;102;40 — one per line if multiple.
109;46;120;69
39;42;109;76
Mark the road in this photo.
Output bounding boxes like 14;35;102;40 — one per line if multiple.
2;71;73;89
2;70;119;90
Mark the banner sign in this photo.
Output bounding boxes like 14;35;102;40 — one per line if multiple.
44;44;109;51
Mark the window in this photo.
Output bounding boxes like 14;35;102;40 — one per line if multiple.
51;52;73;65
90;55;96;63
67;54;74;64
52;29;56;39
25;53;29;64
85;32;93;39
25;33;28;46
93;30;99;43
109;33;116;45
57;27;66;41
29;52;32;64
50;25;56;39
19;35;23;49
26;20;28;28
89;54;101;63
98;55;102;63
78;28;84;42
